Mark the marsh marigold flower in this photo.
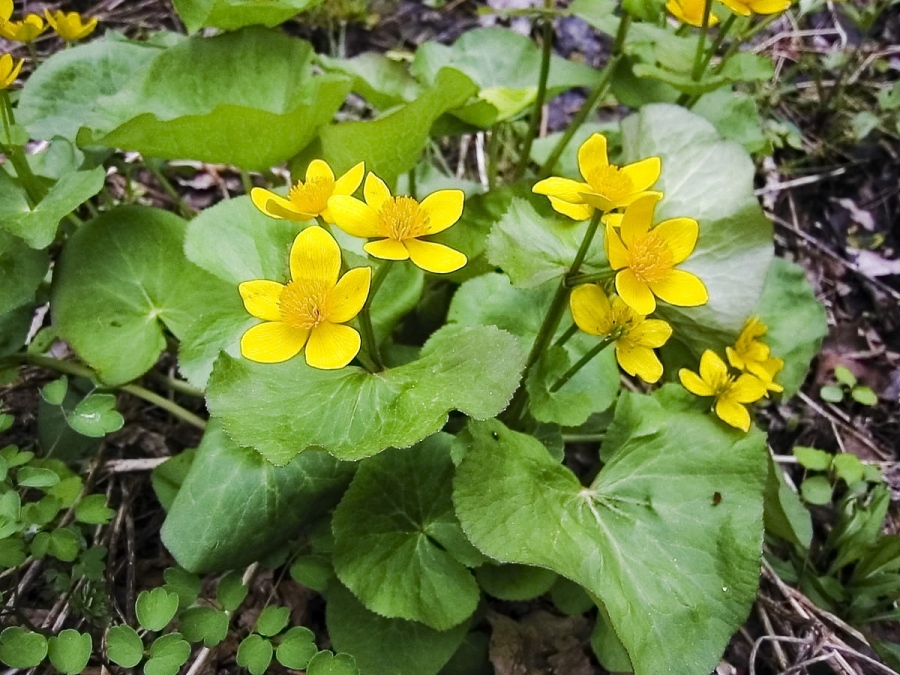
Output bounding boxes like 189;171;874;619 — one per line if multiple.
726;316;784;393
679;350;767;431
666;0;720;26
0;13;47;42
328;172;467;274
532;133;661;220
1;0;11;23
0;53;24;90
718;0;792;16
570;285;672;383
605;193;708;315
44;10;98;41
238;226;371;369
251;160;364;223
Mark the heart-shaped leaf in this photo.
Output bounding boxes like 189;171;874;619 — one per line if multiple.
173;0;323;33
0;229;48;316
47;629;92;675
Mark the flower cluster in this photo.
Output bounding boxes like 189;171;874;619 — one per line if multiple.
240;160;468;369
0;3;96;43
667;0;791;27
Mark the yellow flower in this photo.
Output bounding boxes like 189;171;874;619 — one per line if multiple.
0;53;24;90
666;0;720;26
251;160;364;224
328;173;467;274
679;350;768;431
0;14;48;42
570;285;672;383
238;226;371;369
1;0;11;22
605;193;708;315
532;133;662;220
725;316;785;394
717;0;792;16
44;10;98;41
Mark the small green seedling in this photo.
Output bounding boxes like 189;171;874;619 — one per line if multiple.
820;365;878;406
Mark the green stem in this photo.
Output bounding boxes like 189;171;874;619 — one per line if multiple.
565;269;615;287
356;261;392;372
553;323;578;348
147;372;205;398
16;355;207;430
516;1;555;179
239;169;253;197
700;15;736;73
690;0;714;81
407;167;417;200
550;336;613;392
0;91;46;204
537;12;630;179
562;433;606;443
147;162;195;219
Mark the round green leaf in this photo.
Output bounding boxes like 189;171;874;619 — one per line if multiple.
68;394;124;438
800;476;834;506
793;446;831;471
173;0;323;33
180;606;229;647
74;494;115;524
17;466;60;488
290;555;334;592
851;387;878;406
41;377;68;406
52;205;237;386
333;436;480;630
0;539;26;569
255;605;290;637
327;583;469;675
0;627;47;668
819;385;844;403
47;629;92;675
475;563;557;601
163;567;201;609
162;421;352;573
275;626;317;670
0;229;47;316
145;633;190;675
307;651;359;675
217;570;249;612
136;588;180;632
49;528;81;562
236;634;273;675
208;324;525;465
833;454;865;486
453;389;768;675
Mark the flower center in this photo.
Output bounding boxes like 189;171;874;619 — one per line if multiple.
379;196;428;241
627;232;674;283
289;176;333;216
586;165;634;203
278;280;332;330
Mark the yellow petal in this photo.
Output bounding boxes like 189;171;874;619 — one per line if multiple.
725;346;744;370
577;133;610;182
602;213;623;228
649;269;708;307
621;157;661;193
404;239;467;274
305;322;361;369
419;189;464;234
715;399;751;431
679;368;714;397
569;284;612;337
605;223;630;270
240;322;309;364
617;344;663;383
628;319;672;349
699;349;728;386
730;374;768;403
548;197;592;221
652;217;699;264
251;188;312;221
532;177;591;203
290;226;341;286
615;269;656;315
749;0;791;13
328;195;384;238
334;161;365;196
328;267;371;323
578;191;616;213
364;172;392;212
619;193;660;248
364;238;409;261
1;0;12;21
718;0;752;15
238;280;284;321
305;158;335;184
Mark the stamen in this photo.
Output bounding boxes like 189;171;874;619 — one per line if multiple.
379;196;428;240
289;176;333;215
627;232;674;284
585;165;634;202
278;280;332;329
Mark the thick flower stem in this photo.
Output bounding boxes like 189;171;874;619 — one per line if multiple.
0;91;46;205
357;261;392;372
553;323;578;348
515;0;555;179
147;162;195;219
550;336;614;392
537;12;631;179
11;354;207;430
565;269;616;287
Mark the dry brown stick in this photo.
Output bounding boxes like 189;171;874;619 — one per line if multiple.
756;602;791;671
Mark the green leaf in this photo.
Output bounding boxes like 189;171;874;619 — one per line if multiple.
0;304;32;358
307;651;360;675
0;229;48;316
180;606;229;647
0;627;48;668
74;494;116;524
144;633;190;675
163;567;201;609
173;0;323;33
216;570;249;612
290;555;334;592
819;385;844;403
136;588;180;632
794;446;831;471
310;68;476;187
851;386;878;406
448;273;618;426
752;259;826;398
332;436;480;630
0;539;26;569
17;466;61;488
764;455;813;550
39;381;102;461
620;104;774;356
550;577;594;616
319;52;421;110
207;324;526;465
47;629;92;675
453;390;768;675
693;88;769;155
41;377;68;405
0;168;105;249
150;449;196;512
162;421;352;572
833;454;865;486
327;582;468;675
255;605;290;637
68;394;124;438
52;205;237;386
475;563;557;601
275;626;317;670
800;476;833;505
237;634;274;675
